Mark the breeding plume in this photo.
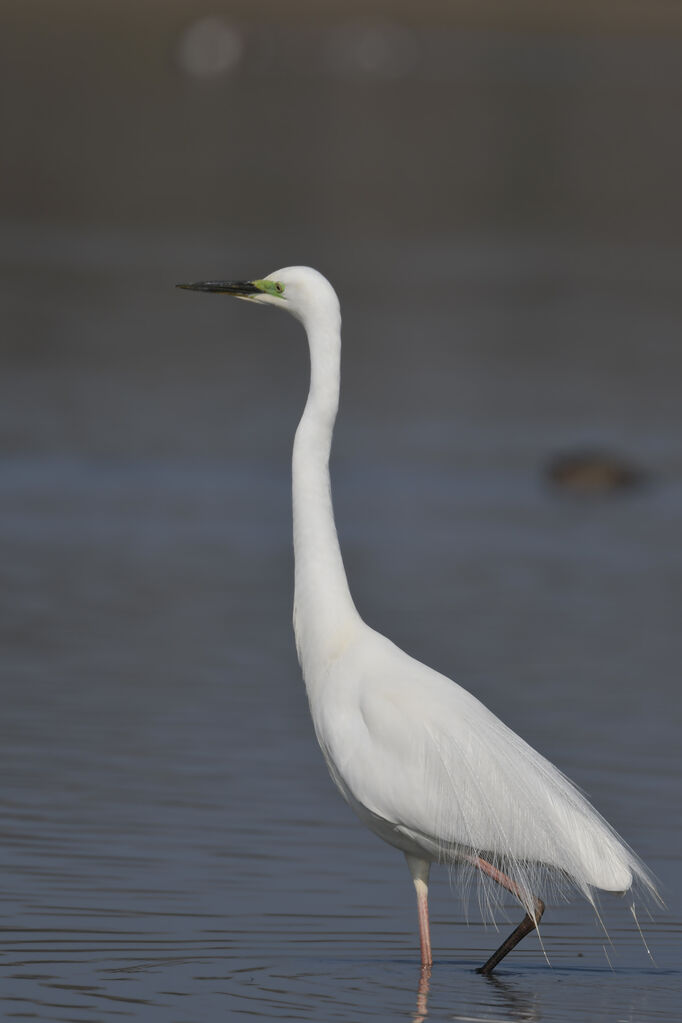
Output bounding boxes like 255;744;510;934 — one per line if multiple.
178;267;657;973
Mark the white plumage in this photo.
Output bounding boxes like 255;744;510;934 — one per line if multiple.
178;265;658;973
312;629;637;892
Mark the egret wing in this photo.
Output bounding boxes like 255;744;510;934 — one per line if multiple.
314;629;653;909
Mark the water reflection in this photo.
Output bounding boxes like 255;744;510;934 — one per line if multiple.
411;967;545;1023
479;972;543;1022
413;965;431;1023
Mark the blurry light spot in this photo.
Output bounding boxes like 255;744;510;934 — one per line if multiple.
328;20;418;79
178;17;243;78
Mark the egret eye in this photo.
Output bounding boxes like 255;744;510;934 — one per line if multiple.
252;279;285;298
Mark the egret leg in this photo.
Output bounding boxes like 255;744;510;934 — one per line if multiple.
472;856;545;975
405;854;432;968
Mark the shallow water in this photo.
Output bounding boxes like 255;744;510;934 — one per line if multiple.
1;226;681;1021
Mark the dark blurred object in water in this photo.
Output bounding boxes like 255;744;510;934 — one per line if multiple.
545;450;646;495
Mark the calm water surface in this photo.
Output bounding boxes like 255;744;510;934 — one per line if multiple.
1;228;680;1021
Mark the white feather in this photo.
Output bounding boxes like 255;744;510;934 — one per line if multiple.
269;265;659;939
308;624;656;917
186;264;660;967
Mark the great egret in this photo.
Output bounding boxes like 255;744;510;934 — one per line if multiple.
177;266;658;973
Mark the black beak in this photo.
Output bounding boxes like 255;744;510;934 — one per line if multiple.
175;280;260;295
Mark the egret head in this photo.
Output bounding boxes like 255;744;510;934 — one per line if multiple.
177;265;340;328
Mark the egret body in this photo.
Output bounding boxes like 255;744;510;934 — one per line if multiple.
178;266;657;973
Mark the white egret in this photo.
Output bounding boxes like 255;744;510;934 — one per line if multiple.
177;267;658;973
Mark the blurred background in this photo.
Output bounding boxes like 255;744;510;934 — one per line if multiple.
1;2;681;1021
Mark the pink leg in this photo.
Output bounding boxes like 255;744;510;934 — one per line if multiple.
416;878;432;968
405;854;433;968
471;855;545;974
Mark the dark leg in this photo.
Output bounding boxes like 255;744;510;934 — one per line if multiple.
471;855;545;975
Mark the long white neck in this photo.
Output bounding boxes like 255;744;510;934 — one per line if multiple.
292;309;359;680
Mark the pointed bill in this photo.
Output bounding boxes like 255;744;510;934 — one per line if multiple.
175;280;261;295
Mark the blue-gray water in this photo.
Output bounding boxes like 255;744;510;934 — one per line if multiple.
1;226;680;1021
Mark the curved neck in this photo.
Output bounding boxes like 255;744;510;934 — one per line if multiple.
292;311;359;677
